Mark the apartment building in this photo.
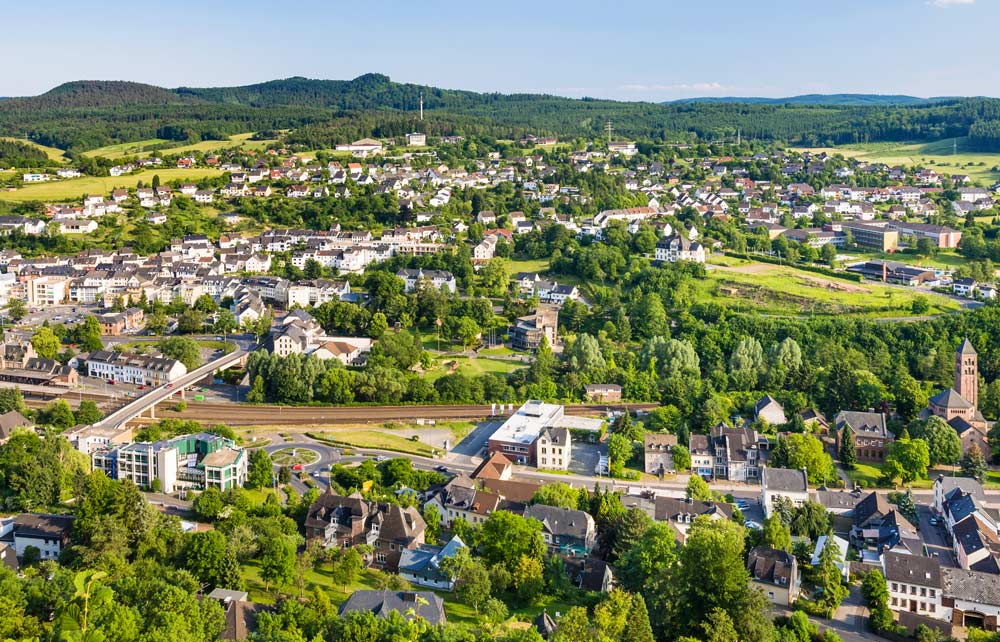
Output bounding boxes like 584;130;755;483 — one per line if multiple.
86;350;187;386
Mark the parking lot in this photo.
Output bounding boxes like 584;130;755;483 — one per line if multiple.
450;420;502;459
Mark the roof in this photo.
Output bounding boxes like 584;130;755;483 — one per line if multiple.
960;338;978;355
854;491;891;526
0;411;31;439
654;496;733;522
943;568;1000;606
812;490;864;512
747;547;797;587
834;411;888;437
762;467;808;493
524;504;594;540
929;388;974;410
935;475;985;501
12;513;75;539
338;590;446;626
201;447;243;468
471;451;513;480
883;551;941;587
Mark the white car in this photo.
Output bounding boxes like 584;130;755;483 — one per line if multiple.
744;520;763;530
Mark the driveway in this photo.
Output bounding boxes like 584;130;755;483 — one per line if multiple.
917;503;956;567
450;420;501;459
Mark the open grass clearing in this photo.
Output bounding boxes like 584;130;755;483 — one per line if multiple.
422;355;527;381
794;138;1000;184
699;259;959;317
310;429;438;457
0;168;224;201
82;132;277;159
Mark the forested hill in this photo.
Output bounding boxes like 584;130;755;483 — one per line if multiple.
2;80;197;109
666;94;941;106
4;73;1000;153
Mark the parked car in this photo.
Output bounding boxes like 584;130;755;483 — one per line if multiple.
744;520;763;530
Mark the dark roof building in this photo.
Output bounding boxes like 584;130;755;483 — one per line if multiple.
338;590;446;626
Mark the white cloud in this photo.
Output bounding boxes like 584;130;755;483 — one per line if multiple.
928;0;974;7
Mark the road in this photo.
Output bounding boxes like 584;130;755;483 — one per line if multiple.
93;347;247;430
917;504;956;567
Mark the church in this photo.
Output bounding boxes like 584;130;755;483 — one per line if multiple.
922;339;989;454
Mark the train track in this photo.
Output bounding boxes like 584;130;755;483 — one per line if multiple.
142;401;659;425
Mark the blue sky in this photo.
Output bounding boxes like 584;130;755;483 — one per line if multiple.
2;0;997;101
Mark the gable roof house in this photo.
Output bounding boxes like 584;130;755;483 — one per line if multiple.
654;496;733;544
524;504;596;558
305;490;426;572
398;536;467;591
747;546;799;606
834;410;893;463
644;433;678;476
338;590;446;626
761;466;809;517
755;395;788;426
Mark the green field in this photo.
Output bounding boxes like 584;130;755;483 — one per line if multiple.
0;137;69;163
507;257;551;274
310;430;437;457
270;447;320;466
423;355;527;381
796;137;1000;184
82;132;278;159
701;257;960;317
0;168;224;201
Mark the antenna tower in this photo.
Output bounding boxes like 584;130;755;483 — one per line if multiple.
605;120;613;145
419;94;424;122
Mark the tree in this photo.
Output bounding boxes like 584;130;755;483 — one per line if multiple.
672;444;691;471
74;316;104;352
144;310;168;335
686;474;714;501
440;547;491;612
532;482;582;509
39;399;75;430
246;449;273;489
157;336;202;370
511;554;545;601
677;517;772;642
762;515;791;551
476;511;545;571
5;298;27;323
259;538;296;591
184;530;243;591
729;337;765;390
31;326;62;360
962;443;988;479
330;548;364;593
0;388;27;415
608;433;633;477
815;534;848;617
839;427;857;469
74;400;103;425
214;310;238;336
770;433;835;485
790;502;831;540
177;309;205;334
883;438;931;484
193;487;224;521
910;417;962;467
861;569;893;633
633;293;667;339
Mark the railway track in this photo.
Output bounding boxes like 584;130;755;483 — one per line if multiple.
140;401;659;425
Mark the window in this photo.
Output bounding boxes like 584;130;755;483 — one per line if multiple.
891;583;898;592
376;552;387;563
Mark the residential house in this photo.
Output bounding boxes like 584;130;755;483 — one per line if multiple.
398;536;466;590
524;504;596;558
755;394;788;426
761;466;810;517
338;590;446;626
748;547;799;606
834;410;893;463
654;496;733;544
884;551;943;618
0;514;74;561
644;433;678;476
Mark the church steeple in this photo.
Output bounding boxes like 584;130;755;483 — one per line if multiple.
956;338;978;408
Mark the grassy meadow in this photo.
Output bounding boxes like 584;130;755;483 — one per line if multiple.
0;168;224;201
795;137;1000;184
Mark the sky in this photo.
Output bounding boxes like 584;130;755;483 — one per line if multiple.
2;0;998;102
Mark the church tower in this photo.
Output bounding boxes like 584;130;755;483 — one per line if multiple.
956;338;978;408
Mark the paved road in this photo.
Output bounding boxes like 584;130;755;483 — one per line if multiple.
917;504;956;567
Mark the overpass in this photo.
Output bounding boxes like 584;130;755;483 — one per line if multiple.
92;348;248;431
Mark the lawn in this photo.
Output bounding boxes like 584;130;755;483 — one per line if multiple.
794;138;1000;184
0;137;69;163
0;168;224;201
80;139;170;159
507;257;551;274
844;462;934;489
270;447;320;466
309;430;438;457
699;258;960;317
422;355;527;381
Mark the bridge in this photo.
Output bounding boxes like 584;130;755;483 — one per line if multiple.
92;348;249;431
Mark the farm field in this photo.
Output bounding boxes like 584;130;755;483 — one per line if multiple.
795;137;1000;184
0;168;224;201
82;132;277;159
701;256;960;317
0;137;68;163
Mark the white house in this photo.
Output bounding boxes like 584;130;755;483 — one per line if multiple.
761;467;809;517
